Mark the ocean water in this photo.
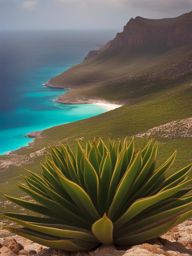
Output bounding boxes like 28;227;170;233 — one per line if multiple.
0;30;115;155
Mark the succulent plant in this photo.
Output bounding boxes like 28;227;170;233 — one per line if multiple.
4;138;192;252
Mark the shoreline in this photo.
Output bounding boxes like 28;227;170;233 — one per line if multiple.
46;82;122;110
56;97;122;111
0;83;122;158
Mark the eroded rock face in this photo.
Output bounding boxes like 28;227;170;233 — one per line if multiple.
0;246;17;256
3;238;24;254
107;13;192;51
87;11;192;60
0;220;191;256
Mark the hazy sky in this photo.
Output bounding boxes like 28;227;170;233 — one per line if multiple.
0;0;192;30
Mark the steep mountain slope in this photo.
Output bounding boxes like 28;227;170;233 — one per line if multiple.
90;11;192;55
50;11;192;103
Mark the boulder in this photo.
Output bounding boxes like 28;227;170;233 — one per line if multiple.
3;238;24;254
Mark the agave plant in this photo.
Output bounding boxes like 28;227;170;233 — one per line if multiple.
3;138;192;252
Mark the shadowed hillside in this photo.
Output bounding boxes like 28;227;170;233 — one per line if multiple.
50;11;192;103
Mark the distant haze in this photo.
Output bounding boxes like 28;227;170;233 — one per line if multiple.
0;0;192;30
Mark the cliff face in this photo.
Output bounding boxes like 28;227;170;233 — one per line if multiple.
50;11;192;103
86;11;192;60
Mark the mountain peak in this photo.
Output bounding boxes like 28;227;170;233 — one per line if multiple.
87;11;192;60
119;11;192;48
178;10;192;19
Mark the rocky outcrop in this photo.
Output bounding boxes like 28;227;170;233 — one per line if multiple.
50;11;192;105
136;117;192;139
0;220;191;256
0;148;46;171
26;132;42;139
86;11;192;60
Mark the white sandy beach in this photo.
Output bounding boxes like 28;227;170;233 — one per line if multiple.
90;101;122;111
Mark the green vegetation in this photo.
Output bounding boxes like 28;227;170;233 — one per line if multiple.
0;81;191;199
4;139;192;252
1;12;192;204
51;44;192;102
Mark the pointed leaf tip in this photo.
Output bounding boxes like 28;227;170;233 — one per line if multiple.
92;214;113;245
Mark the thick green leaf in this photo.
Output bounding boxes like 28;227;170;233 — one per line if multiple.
92;214;113;245
83;155;99;204
108;140;135;203
26;176;78;214
108;150;126;197
161;164;192;190
19;185;88;227
26;178;49;198
162;176;188;192
174;209;192;226
75;142;85;185
138;152;177;196
139;194;192;220
161;164;192;188
141;140;154;163
50;148;66;173
41;163;73;203
132;143;157;193
108;152;142;220
4;213;60;224
116;178;192;227
116;219;177;245
6;228;98;252
109;141;118;168
58;173;100;221
118;200;192;235
7;217;96;242
5;195;51;217
98;152;113;213
121;138;135;173
97;139;106;157
88;144;100;171
64;147;79;183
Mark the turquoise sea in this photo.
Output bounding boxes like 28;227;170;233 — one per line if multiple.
0;30;115;155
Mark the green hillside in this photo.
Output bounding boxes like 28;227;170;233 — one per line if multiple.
0;12;192;204
0;79;191;200
50;45;192;104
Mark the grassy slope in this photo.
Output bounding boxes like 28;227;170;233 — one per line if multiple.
0;80;191;199
1;37;192;201
50;45;192;103
37;82;192;144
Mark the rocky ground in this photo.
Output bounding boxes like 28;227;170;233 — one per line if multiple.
0;220;191;256
136;118;192;139
0;148;46;171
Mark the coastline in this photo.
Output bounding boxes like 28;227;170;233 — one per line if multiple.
46;82;123;110
0;82;122;158
56;97;122;111
92;101;122;111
